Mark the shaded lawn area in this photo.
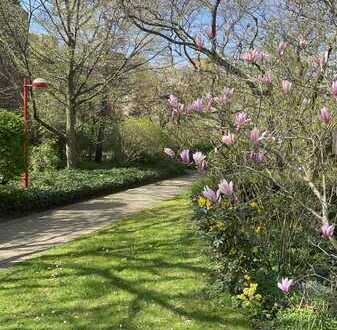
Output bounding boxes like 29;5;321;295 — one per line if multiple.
0;196;249;330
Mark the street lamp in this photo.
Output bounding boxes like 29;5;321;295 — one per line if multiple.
21;78;49;189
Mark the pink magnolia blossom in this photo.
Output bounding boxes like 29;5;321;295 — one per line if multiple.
277;41;288;57
331;81;337;100
257;73;273;85
190;98;204;113
193;151;207;172
168;95;179;108
281;80;292;96
321;223;335;239
164;148;175;158
241;49;268;64
235;112;250;131
319;107;332;125
222;132;235;145
249;151;266;163
215;87;234;105
218;179;234;197
250;128;267;145
195;34;204;50
202;186;221;204
171;103;185;121
180;149;190;164
199;160;207;172
277;278;294;294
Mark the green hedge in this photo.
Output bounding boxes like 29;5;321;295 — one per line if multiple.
0;110;24;183
0;162;186;220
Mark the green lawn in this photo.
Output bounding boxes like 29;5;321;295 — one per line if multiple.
0;196;249;330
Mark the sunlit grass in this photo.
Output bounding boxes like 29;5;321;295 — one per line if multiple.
0;195;249;330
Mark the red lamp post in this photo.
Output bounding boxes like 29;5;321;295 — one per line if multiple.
21;78;49;189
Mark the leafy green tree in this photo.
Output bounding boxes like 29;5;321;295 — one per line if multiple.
0;0;154;168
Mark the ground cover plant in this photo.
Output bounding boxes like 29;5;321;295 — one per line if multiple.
0;162;185;220
0;196;250;330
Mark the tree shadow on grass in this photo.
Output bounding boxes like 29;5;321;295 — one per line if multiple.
0;198;249;329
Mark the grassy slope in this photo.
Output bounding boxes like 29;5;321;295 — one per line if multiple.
0;196;249;330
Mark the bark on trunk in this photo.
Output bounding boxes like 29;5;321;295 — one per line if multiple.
94;122;104;163
66;104;77;169
94;95;108;163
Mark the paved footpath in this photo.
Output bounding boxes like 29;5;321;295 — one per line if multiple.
0;174;197;268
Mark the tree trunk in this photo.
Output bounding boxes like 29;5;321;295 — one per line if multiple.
94;94;108;163
94;122;104;162
66;104;77;169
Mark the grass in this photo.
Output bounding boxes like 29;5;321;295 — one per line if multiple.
0;195;249;330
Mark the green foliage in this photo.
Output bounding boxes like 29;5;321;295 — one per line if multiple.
165;117;213;153
30;141;61;172
192;169;337;325
0;163;185;219
272;302;337;330
119;118;166;163
0;110;24;183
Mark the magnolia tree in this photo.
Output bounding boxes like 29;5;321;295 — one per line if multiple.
121;0;337;298
161;28;337;301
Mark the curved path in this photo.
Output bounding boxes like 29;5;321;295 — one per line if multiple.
0;174;197;267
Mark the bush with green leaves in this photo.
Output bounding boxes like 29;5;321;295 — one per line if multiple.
191;169;337;322
119;117;166;163
0;110;24;183
272;299;337;330
30;141;61;172
0;162;186;219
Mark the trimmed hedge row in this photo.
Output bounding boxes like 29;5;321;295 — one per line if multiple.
0;163;186;220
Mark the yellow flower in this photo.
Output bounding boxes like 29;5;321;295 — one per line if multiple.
249;201;258;209
255;225;262;234
238;281;262;304
250;283;258;291
198;196;207;208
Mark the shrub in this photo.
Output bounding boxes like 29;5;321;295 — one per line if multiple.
30;140;61;172
119;118;165;163
0;163;186;219
165;118;213;153
272;301;337;330
0;110;24;183
192;169;337;322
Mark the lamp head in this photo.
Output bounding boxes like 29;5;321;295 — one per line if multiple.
32;78;48;90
